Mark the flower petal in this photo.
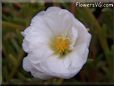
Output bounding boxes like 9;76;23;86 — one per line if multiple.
30;18;53;38
63;50;86;77
23;56;52;79
23;57;32;72
22;35;49;53
43;9;73;36
22;24;53;53
28;43;53;64
21;27;31;37
73;18;91;48
38;55;75;78
22;38;30;52
31;67;52;79
46;6;61;14
72;41;90;64
31;11;45;24
69;26;78;49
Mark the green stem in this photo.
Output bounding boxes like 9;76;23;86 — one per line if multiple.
83;8;110;54
7;50;24;81
2;21;25;30
82;8;112;79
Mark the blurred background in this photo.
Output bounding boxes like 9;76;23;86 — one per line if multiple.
2;1;114;85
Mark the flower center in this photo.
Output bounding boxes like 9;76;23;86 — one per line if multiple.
51;35;71;56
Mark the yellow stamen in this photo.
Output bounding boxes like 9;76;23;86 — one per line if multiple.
51;35;70;56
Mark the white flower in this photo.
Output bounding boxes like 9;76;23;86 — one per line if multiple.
22;7;91;79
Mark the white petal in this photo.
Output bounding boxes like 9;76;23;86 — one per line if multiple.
30;17;53;38
31;67;52;79
28;43;53;64
62;47;89;78
31;60;53;77
71;17;91;62
74;32;91;62
22;38;30;52
81;48;89;64
70;26;78;49
37;11;45;16
23;57;32;72
75;32;91;48
43;9;73;36
22;35;49;53
73;18;91;48
46;56;69;73
32;55;68;78
23;54;53;79
23;56;52;79
22;25;52;44
31;11;45;24
46;6;61;14
73;43;90;64
22;23;54;53
21;27;31;37
63;50;85;77
40;55;74;78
